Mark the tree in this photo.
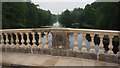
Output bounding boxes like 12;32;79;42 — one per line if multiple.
59;9;73;27
59;2;119;30
2;2;54;29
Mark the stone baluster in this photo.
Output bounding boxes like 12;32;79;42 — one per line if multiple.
82;33;87;52
99;35;104;54
90;34;95;53
20;33;25;47
32;32;36;48
91;34;95;46
10;33;14;47
108;35;114;55
26;32;31;47
15;33;19;48
82;33;86;46
5;33;9;47
38;32;42;48
1;33;4;46
5;33;9;52
99;35;104;48
44;32;48;48
74;32;78;46
73;32;78;51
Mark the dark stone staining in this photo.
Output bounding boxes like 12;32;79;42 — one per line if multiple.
43;49;51;55
71;52;97;60
2;45;5;52
99;54;120;64
51;49;67;56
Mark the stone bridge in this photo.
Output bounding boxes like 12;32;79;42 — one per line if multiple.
0;28;120;67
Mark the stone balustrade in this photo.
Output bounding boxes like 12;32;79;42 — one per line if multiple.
0;28;120;63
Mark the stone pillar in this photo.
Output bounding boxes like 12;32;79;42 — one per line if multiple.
91;34;95;46
108;35;114;55
31;32;36;48
38;32;42;48
82;33;86;52
1;33;4;50
99;35;104;54
15;33;19;48
44;32;48;48
5;33;9;52
26;32;31;47
5;33;9;47
10;33;14;48
99;35;104;48
20;33;25;47
82;33;86;46
73;32;79;52
74;32;78;47
1;33;4;46
90;34;95;53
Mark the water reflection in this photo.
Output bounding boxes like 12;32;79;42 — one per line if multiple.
78;33;83;51
69;33;74;49
42;33;46;48
48;32;52;48
95;44;99;54
86;40;90;53
52;21;62;28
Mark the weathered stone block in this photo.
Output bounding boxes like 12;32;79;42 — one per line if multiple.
51;49;59;56
58;49;67;56
24;47;31;53
43;49;51;55
52;32;69;49
99;54;120;64
68;51;97;60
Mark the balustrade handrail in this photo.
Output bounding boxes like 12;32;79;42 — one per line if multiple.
0;28;119;35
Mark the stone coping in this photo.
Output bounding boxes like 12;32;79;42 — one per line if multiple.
1;28;119;34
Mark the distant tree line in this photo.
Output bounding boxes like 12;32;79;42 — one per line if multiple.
59;2;119;30
2;2;54;29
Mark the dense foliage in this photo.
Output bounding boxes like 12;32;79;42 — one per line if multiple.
2;2;54;29
2;2;119;30
59;2;119;30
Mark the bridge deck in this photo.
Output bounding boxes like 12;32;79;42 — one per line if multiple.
1;52;119;66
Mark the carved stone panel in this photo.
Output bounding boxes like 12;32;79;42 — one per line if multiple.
52;32;69;49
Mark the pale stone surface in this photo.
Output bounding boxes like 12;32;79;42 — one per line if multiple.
55;57;72;66
1;52;119;66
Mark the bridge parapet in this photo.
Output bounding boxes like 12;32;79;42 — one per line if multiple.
0;28;120;64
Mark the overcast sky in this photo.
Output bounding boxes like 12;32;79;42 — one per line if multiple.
31;0;96;14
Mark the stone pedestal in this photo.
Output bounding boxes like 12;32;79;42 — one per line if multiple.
52;32;69;49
